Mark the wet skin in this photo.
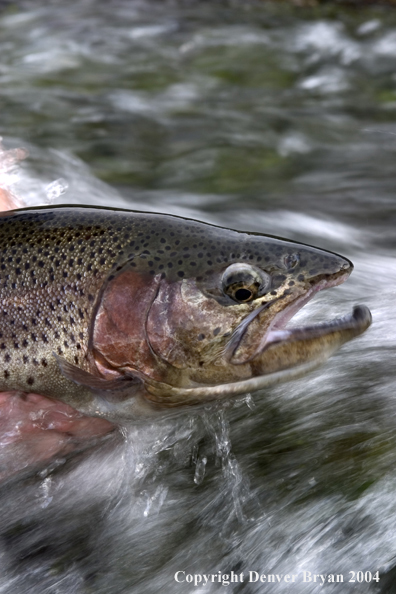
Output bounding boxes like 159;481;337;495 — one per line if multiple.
0;204;371;476
0;198;113;478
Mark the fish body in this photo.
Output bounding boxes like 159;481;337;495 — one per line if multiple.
0;206;371;420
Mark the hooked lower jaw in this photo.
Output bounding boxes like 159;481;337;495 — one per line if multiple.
140;273;371;408
262;304;372;352
120;261;367;409
142;300;371;408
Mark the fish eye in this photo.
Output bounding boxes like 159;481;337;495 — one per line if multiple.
222;264;271;304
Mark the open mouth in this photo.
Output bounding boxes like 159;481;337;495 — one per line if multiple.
229;272;359;363
258;272;371;353
142;272;372;408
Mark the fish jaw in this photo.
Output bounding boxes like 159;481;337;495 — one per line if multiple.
140;305;371;408
226;267;352;366
138;259;372;408
238;271;351;360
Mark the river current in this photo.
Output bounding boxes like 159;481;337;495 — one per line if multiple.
0;1;396;593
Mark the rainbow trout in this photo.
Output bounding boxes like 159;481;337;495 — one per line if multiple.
0;206;371;420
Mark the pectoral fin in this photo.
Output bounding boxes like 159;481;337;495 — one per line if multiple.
53;354;140;393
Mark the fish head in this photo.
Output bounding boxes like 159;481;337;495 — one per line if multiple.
90;219;371;409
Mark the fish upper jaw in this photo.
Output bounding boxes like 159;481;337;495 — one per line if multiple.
258;272;351;353
228;269;352;364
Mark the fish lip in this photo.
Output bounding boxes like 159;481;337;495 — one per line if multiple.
232;271;353;363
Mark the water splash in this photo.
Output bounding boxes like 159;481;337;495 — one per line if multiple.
194;455;207;485
39;476;53;509
0;138;28;210
0;140;28;175
202;407;250;524
142;484;168;517
44;177;68;203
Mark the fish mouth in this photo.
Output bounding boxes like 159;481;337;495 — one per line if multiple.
143;304;371;407
249;303;372;375
248;273;354;359
228;272;350;364
231;268;371;379
142;272;372;407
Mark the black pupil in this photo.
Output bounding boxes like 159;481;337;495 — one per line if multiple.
234;288;252;302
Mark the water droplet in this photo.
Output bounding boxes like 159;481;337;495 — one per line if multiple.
194;456;207;485
40;476;53;508
45;178;68;203
142;485;168;517
243;393;256;411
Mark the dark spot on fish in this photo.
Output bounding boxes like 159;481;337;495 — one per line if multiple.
178;271;184;278
27;377;34;386
213;327;221;336
41;359;47;367
4;354;10;363
4;370;9;379
297;274;305;282
288;281;295;286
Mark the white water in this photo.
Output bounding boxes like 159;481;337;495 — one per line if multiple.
0;141;391;594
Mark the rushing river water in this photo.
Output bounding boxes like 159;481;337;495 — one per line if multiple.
1;1;396;593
